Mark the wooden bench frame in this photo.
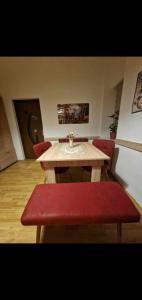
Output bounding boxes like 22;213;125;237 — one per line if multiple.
36;223;122;244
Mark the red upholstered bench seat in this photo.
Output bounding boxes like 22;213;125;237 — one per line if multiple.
21;181;140;226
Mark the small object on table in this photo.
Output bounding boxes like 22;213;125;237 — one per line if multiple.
67;132;74;148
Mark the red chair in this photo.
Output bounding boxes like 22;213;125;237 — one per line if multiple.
83;139;115;178
92;139;115;177
33;141;68;182
33;141;52;171
59;138;88;143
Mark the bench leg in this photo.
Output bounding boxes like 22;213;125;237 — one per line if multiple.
36;225;41;243
117;223;122;243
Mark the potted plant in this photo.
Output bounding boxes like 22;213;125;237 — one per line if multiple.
108;110;119;139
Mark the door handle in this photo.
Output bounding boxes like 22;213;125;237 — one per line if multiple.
27;113;38;144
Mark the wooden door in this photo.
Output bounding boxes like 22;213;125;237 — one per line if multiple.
14;99;44;158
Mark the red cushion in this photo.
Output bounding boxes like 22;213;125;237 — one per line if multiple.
21;181;140;226
92;139;115;170
33;141;52;171
59;138;88;143
33;141;52;157
92;139;115;157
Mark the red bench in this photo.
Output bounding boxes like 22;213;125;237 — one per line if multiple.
21;181;140;243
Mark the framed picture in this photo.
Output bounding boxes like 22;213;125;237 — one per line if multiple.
57;103;89;124
132;71;142;113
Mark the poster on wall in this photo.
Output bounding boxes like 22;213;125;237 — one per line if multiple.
57;103;89;124
132;70;142;113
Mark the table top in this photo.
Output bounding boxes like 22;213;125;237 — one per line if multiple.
37;142;110;164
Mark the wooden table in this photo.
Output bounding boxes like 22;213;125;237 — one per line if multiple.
37;142;110;183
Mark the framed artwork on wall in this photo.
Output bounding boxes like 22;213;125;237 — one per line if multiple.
57;103;89;124
132;70;142;113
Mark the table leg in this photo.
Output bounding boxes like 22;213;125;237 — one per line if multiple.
91;167;101;182
117;223;122;243
45;168;56;183
36;225;41;243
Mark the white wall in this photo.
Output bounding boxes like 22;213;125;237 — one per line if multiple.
112;57;142;207
101;58;125;138
0;57;105;159
0;57;125;160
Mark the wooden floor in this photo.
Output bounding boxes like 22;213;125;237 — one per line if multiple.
0;160;142;243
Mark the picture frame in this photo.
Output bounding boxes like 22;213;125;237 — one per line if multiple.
57;103;89;124
132;70;142;113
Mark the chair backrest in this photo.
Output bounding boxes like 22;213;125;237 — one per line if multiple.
92;139;115;170
33;141;52;170
59;138;88;143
